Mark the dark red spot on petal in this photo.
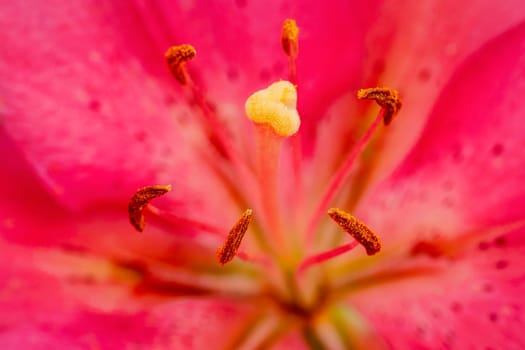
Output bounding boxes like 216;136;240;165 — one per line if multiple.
134;131;147;142
491;143;504;157
478;241;490;251
164;94;176;106
418;68;432;82
495;260;509;269
259;68;271;81
372;59;385;76
88;99;101;112
450;302;462;313
494;236;507;247
235;0;247;8
410;240;443;258
482;283;494;293
227;67;240;81
451;143;464;163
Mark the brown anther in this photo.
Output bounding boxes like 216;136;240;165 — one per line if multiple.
128;185;172;232
357;87;402;125
281;18;299;58
217;209;253;265
165;44;197;85
327;208;381;255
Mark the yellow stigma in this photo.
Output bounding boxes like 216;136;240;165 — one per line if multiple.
245;80;301;136
281;18;299;58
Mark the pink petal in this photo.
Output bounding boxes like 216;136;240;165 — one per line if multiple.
0;0;383;206
367;0;525;182
0;126;239;265
358;20;525;243
142;0;382;141
311;0;525;186
0;1;238;222
0;239;255;349
348;225;525;349
0;128;72;246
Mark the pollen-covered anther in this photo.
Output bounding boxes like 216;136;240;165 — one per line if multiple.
165;44;197;85
357;87;402;125
245;80;301;136
128;185;172;232
281;18;299;58
217;209;253;265
327;208;381;255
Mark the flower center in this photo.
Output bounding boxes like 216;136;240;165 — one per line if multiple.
128;18;404;341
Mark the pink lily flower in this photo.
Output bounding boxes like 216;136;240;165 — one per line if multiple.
1;0;525;349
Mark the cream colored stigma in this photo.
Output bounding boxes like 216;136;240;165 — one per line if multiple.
245;80;300;136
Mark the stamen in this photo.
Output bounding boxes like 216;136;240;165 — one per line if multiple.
327;208;381;255
281;19;299;59
357;87;402;125
281;18;299;83
245;80;300;137
146;204;225;237
280;19;303;218
217;209;253;265
165;44;197;85
306;86;402;246
128;185;172;232
165;44;258;212
298;241;360;273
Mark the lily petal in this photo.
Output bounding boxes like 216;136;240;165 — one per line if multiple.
348;225;525;349
0;128;71;246
0;0;383;204
0;125;237;264
369;0;525;183
358;20;525;243
0;1;238;223
0;238;255;349
144;0;382;143
311;0;525;188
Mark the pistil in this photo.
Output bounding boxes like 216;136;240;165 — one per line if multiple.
245;80;301;248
